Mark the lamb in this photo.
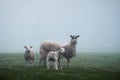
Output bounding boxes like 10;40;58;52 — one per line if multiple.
46;47;65;70
24;46;34;66
39;35;80;67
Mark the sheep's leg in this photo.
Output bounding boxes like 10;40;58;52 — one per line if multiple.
58;59;62;70
30;60;33;66
32;60;34;66
39;58;46;66
28;60;31;67
39;58;43;65
67;58;70;67
25;61;28;67
43;59;46;66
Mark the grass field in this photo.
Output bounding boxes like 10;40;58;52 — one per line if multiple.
0;52;120;80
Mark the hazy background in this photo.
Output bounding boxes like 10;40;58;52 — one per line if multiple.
0;0;120;53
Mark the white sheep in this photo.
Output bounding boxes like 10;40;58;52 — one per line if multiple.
24;46;34;66
46;47;65;70
39;35;80;67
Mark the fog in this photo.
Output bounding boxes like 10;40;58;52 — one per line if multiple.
0;0;120;53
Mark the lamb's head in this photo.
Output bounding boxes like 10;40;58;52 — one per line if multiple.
59;47;65;53
24;46;32;53
70;35;80;45
58;48;65;58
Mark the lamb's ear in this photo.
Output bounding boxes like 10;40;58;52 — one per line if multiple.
24;46;27;49
30;46;32;48
77;35;80;37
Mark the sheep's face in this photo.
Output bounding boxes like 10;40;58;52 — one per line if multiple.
70;35;80;45
24;46;32;53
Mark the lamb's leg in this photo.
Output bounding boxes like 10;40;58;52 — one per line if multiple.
46;61;50;70
46;57;50;70
54;61;58;70
53;57;58;70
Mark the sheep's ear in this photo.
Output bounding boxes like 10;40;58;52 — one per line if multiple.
70;35;73;38
77;35;80;37
30;46;32;48
24;46;27;49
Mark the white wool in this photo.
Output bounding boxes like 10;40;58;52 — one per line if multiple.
46;48;65;70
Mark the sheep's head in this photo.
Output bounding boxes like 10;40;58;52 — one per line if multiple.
24;46;32;53
70;35;80;45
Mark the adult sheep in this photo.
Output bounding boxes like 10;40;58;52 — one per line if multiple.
39;35;80;67
24;46;34;66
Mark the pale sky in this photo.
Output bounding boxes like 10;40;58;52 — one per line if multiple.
0;0;120;53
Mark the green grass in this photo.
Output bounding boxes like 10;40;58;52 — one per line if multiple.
0;52;120;80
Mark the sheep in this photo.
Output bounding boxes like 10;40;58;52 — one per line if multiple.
39;35;80;67
24;46;34;66
46;47;65;70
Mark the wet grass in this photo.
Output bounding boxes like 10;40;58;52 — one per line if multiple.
0;52;120;80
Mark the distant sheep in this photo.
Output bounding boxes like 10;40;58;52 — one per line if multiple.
39;35;80;67
24;46;34;66
46;47;65;70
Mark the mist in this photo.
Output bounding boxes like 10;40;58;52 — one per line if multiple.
0;0;120;53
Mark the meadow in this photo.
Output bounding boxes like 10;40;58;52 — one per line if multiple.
0;52;120;80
